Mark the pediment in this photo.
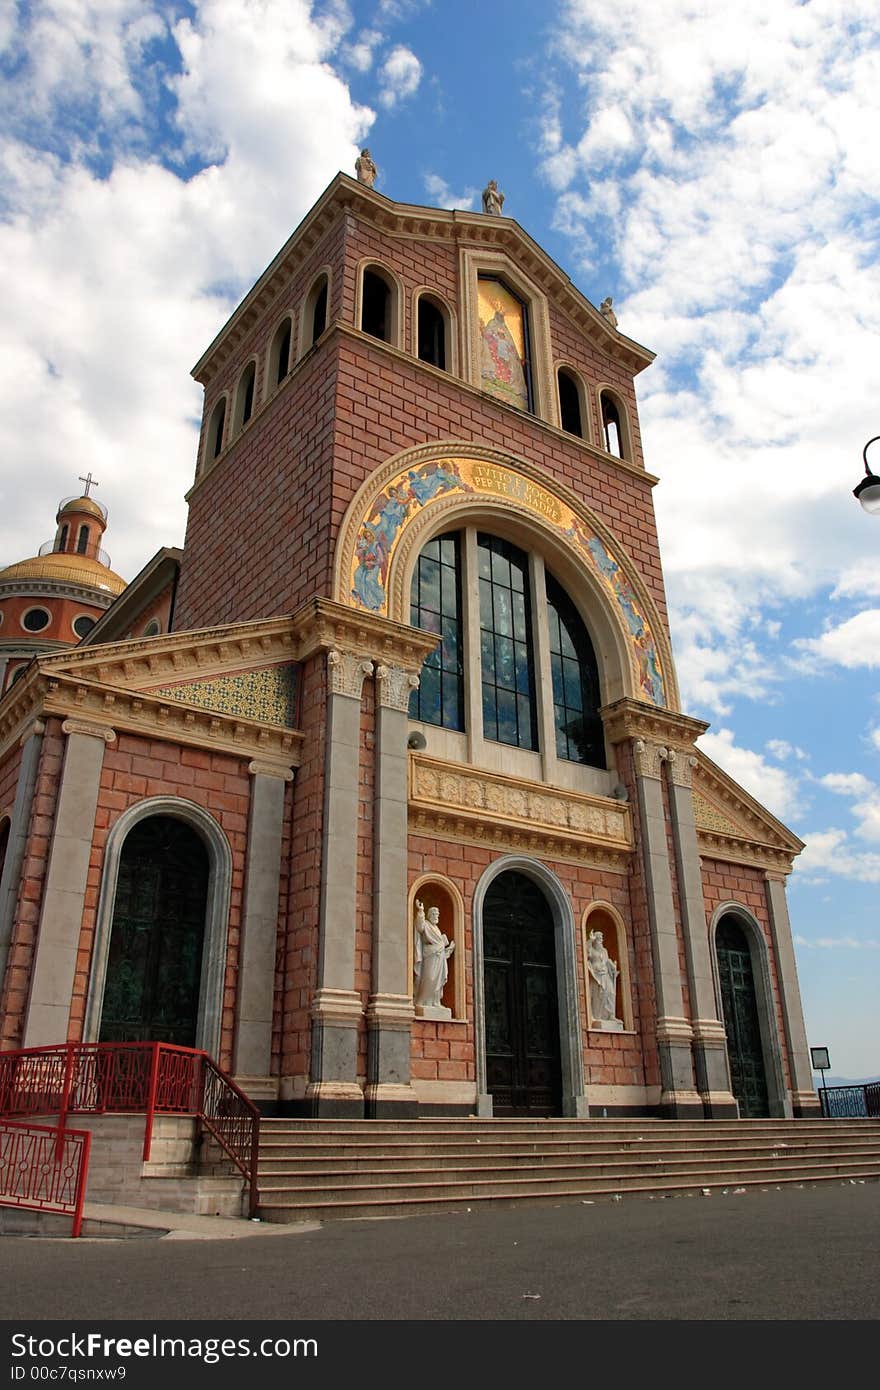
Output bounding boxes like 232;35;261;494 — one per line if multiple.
693;749;803;869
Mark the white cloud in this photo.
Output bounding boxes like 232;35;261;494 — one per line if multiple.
343;28;383;73
377;44;421;108
543;1;880;714
794;934;880;949
766;740;807;763
795;610;880;670
697;728;803;821
0;0;373;577
815;772;880;843
795;827;880;884
831;560;880;601
423;172;477;211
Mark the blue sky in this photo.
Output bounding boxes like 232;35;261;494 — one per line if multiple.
1;0;878;1078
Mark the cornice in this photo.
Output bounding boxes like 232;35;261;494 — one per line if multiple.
42;673;303;773
191;173;656;388
693;747;803;864
409;754;633;872
601;698;709;748
289;596;438;671
695;830;797;876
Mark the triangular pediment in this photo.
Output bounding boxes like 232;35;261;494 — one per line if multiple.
693;749;803;869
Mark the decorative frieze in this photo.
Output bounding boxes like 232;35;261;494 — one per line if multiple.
409;754;632;870
375;663;420;712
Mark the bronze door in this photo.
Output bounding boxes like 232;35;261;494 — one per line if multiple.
717;916;770;1118
99;817;209;1046
483;871;562;1115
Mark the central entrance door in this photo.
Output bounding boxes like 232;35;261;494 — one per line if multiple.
99;816;209;1045
716;915;770;1118
483;871;562;1115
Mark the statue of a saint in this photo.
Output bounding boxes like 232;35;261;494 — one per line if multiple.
355;148;377;187
599;296;618;328
413;899;455;1018
482;179;505;216
587;929;622;1029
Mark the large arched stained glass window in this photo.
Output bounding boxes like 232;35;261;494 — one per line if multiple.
546;573;605;767
478;534;538;750
408;532;464;729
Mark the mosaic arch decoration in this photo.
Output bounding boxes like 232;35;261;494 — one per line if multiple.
346;455;666;707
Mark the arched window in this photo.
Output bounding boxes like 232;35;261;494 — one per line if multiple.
143;619;160;637
310;277;328;345
557;368;583;438
270;318;292;387
56;524;69;553
417;296;446;370
208;398;226;460
546;574;605;767
361;268;392;342
76;525;90;555
408;528;606;769
601;391;625;458
408;532;463;729
234;361;256;433
478;534;538;751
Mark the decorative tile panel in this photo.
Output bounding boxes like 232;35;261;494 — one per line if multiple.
153;664;298;728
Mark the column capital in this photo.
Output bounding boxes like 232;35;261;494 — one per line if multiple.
375;663;419;712
19;720;45;748
666;748;698;788
633;737;667;779
247;760;294;781
61;718;116;744
327;648;374;699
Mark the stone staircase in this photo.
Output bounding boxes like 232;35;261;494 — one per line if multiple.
254;1117;880;1223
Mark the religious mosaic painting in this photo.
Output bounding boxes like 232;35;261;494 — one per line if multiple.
347;458;666;705
152;663;299;727
478;276;531;411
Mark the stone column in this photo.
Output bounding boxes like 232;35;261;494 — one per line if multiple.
365;662;420;1118
306;649;372;1117
665;749;738;1118
0;721;44;990
765;873;821;1115
23;720;114;1047
632;738;702;1117
233;761;293;1099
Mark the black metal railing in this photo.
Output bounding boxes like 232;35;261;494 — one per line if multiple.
818;1082;880;1118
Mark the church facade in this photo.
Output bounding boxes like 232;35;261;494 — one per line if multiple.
0;172;819;1121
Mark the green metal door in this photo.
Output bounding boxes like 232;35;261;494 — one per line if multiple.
717;916;770;1118
99;817;209;1045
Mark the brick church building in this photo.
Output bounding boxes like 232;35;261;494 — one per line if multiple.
0;169;819;1122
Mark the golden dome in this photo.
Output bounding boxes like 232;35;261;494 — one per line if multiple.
0;550;126;596
56;495;106;524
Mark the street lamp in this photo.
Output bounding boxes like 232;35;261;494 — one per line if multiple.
854;436;880;515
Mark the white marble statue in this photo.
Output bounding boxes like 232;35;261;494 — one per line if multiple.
413;899;455;1018
587;929;623;1030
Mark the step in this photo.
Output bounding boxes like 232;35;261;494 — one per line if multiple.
257;1169;880;1223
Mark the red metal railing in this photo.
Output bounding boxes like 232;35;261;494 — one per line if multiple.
0;1120;91;1237
0;1042;260;1218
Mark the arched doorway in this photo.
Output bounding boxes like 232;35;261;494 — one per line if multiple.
483;870;563;1115
716;914;770;1118
98;816;210;1045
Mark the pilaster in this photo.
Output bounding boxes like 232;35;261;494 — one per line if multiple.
233;762;293;1084
366;662;420;1117
0;721;45;990
23;720;114;1047
765;873;821;1115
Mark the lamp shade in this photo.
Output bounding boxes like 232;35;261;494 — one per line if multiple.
854;472;880;515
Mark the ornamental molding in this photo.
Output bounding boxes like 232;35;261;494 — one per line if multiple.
632;738;666;780
409;754;632;872
247;760;295;782
309;988;365;1026
601;698;707;749
375;663;419;712
692;747;803;873
41;674;302;775
191;174;655;389
666;748;699;789
289;596;438;672
327;649;374;699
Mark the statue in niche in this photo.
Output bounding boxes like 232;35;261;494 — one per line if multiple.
355;148;377;187
413;899;455;1019
587;929;623;1031
481;179;505;215
599;296;618;328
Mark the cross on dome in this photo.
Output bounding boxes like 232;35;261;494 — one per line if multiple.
78;471;99;497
